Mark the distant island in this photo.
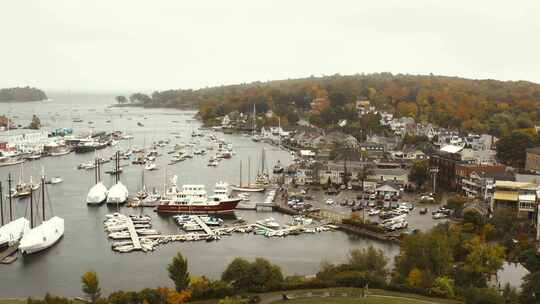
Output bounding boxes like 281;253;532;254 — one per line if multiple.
0;86;48;102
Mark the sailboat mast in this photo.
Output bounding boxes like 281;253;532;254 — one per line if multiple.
248;157;251;186
0;181;3;226
239;161;242;187
8;173;12;221
252;104;256;136
30;186;34;229
41;175;46;221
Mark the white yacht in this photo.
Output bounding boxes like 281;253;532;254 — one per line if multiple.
0;218;30;250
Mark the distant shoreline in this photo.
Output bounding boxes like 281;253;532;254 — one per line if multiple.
109;103;197;110
0;98;50;103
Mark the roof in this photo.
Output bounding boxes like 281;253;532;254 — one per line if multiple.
515;174;540;185
299;150;315;157
495;180;536;190
375;184;400;192
440;144;464;154
493;191;519;201
519;194;536;202
526;147;540;155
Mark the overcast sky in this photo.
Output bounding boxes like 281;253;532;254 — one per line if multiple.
1;0;539;92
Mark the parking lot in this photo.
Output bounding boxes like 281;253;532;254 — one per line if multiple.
286;186;449;232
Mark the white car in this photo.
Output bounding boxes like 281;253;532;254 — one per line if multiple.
325;199;335;205
368;209;380;216
420;195;435;202
432;212;447;219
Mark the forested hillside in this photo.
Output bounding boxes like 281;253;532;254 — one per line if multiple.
0;87;47;102
121;73;540;136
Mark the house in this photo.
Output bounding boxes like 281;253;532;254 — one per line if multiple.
430;144;464;191
456;164;514;200
491;181;538;221
311;132;359;150
390;147;428;161
355;99;371;116
375;183;401;197
369;168;409;185
359;142;385;160
525;147;540;173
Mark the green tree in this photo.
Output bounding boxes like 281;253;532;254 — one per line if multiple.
29;114;41;129
347;246;388;278
464;288;504;304
81;271;101;303
115;96;127;104
460;236;505;287
502;283;520;304
221;258;252;291
520;271;540;304
167;252;190;292
429;276;455;298
408;160;428;189
496;130;540;168
357;164;374;192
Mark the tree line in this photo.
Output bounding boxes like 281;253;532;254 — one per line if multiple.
117;73;540;136
0;87;47;102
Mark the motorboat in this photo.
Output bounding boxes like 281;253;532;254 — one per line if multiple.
49;177;63;184
257;217;280;229
272;161;284;174
0;218;30;250
144;162;157;171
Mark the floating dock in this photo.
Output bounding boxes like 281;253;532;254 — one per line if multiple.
125;218;142;250
191;216;215;237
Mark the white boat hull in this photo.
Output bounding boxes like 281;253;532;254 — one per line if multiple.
19;217;64;255
0;218;30;247
86;182;108;204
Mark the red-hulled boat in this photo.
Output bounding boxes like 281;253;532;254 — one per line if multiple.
156;178;241;214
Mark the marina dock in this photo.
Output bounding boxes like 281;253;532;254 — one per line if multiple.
125;218;142;250
191;215;215;237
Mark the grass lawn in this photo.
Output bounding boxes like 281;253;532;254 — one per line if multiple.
277;297;434;304
0;300;26;304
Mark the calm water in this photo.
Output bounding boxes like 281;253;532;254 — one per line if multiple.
0;93;399;297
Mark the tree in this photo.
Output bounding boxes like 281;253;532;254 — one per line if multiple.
221;258;252;291
167;252;190;292
430;276;455;298
29;114;41;129
446;195;467;217
496;130;540;168
464;288;504;304
81;271;101;303
357;164;374;192
347;246;388;278
520;271;540;304
115;96;127;104
460;236;505;287
408;160;428;190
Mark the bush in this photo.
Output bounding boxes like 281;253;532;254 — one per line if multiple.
463;287;504;304
430;276;455;298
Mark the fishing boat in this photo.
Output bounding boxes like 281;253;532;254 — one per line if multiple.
157;177;241;214
44;142;71;157
19;176;64;255
0;218;30;250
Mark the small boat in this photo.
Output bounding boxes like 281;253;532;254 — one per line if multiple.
257;217;280;229
136;229;159;236
137;122;144;127
0;218;30;250
114;245;135;252
144;162;157;171
50;177;63;184
273;161;284;174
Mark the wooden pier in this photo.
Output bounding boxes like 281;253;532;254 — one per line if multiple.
125;218;142;250
191;216;215;237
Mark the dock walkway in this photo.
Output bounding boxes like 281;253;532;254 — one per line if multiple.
191;216;215;236
125;218;142;250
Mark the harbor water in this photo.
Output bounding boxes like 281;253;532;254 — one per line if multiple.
0;93;399;297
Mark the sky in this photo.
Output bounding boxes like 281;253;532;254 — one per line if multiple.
0;0;539;93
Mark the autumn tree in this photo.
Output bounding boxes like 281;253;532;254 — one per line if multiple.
347;246;388;278
408;160;428;190
167;252;190;292
81;271;101;303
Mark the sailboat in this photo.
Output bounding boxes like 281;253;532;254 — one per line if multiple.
9;163;40;198
231;159;265;192
106;152;129;205
87;158;108;205
255;148;271;185
251;104;261;142
0;217;30;250
19;174;64;255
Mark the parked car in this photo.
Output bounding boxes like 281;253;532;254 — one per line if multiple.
419;207;428;215
420;195;435;202
432;212;448;219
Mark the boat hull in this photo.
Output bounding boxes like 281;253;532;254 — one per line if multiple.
230;186;265;192
157;198;241;214
74;143;107;153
